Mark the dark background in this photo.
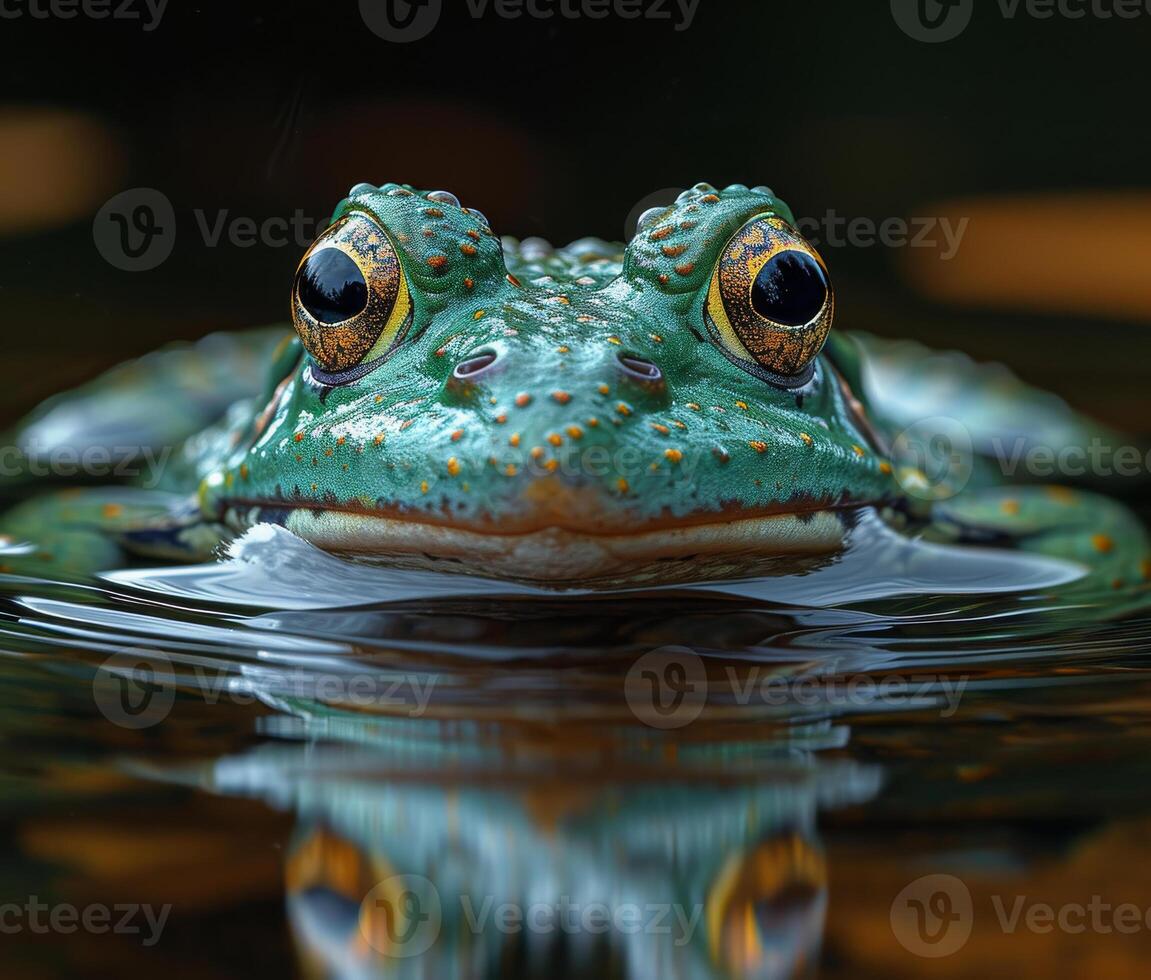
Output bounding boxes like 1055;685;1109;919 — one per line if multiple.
1;0;1149;429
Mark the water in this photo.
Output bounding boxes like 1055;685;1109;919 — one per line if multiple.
2;519;1151;978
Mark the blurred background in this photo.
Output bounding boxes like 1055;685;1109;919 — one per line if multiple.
1;0;1150;433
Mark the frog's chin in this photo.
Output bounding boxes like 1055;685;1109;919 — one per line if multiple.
264;506;854;586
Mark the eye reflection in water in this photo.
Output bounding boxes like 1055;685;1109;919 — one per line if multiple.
198;707;878;980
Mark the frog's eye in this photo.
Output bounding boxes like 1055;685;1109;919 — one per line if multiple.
291;212;412;377
706;217;833;386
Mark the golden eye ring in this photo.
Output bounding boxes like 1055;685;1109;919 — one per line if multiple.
291;212;412;377
705;216;834;386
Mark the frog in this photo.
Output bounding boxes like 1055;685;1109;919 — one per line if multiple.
1;181;1148;592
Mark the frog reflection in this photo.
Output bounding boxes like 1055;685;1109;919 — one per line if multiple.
202;719;879;979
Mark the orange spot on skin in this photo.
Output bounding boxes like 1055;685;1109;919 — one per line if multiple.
617;478;630;493
505;464;517;477
735;401;748;411
852;445;866;458
336;436;346;446
616;403;631;416
557;345;570;353
544;459;559;473
463;277;475;290
427;255;448;270
547;433;564;447
1093;534;1115;554
530;447;545;460
507;273;523;288
467;229;482;240
664;449;684;464
1047;486;1077;504
101;503;123;519
1141;558;1151;580
551;391;572;405
587;418;600;427
661;244;688;258
1001;499;1021;516
515;393;532;408
495;414;508;424
651;423;670;435
240;464;250;478
375;394;384;403
649;225;674;241
451;429;464;442
373;434;385;446
420;481;429;494
509;433;521;447
473;310;486;320
686;402;701;411
323;448;334;457
799;432;814;446
566;426;583;440
700;194;720;204
675;262;696;276
650;333;663;343
749;441;768;454
447;458;460;477
879;460;893;475
424;207;444;218
606;336;621;345
1113;578;1125;590
658;273;670;285
598;384;610;395
294;432;305;442
460;243;478;256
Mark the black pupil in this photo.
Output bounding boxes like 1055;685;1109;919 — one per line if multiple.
298;248;368;324
751;251;828;327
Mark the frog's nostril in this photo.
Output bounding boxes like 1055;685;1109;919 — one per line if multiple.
453;350;499;380
618;354;663;383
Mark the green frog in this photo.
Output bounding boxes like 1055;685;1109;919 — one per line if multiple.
1;182;1148;591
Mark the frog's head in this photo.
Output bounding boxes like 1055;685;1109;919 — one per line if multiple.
202;183;896;585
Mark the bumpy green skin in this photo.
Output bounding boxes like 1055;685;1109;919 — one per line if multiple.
196;183;893;535
1;181;1149;596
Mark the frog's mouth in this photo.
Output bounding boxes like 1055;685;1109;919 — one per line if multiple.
223;495;863;585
